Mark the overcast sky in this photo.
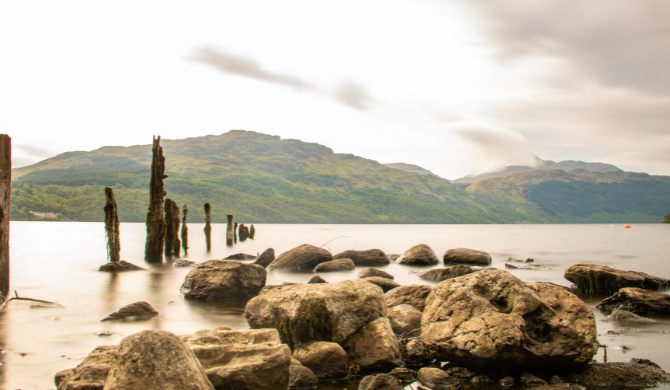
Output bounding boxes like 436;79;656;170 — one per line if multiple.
2;0;668;179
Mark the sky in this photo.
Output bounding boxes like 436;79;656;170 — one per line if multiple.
1;0;669;180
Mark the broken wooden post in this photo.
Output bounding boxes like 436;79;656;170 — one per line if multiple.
239;223;249;241
249;224;255;239
104;187;121;263
226;215;234;246
164;199;181;258
234;222;238;243
0;134;10;304
181;204;189;255
145;136;167;263
204;203;212;251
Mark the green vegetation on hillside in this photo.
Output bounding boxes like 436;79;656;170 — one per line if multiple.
663;213;670;223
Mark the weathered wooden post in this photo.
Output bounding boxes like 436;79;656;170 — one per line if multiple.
234;222;238;243
0;134;10;304
164;199;181;258
249;224;255;239
204;203;212;251
104;187;121;263
226;215;234;246
181;204;189;255
145;136;167;263
239;223;249;241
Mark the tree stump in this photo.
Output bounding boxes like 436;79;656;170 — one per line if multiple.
204;203;212;251
181;204;189;255
0;134;10;303
104;187;121;263
145;136;167;263
164;199;181;258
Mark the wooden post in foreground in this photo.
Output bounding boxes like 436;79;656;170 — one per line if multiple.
204;203;212;251
226;215;234;246
164;199;181;258
104;187;121;263
145;136;167;263
0;134;10;304
181;204;189;255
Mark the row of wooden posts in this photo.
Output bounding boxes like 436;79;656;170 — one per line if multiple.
104;136;255;264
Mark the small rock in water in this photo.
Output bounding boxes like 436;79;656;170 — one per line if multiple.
520;372;547;387
173;259;200;267
619;345;632;352
500;377;514;387
99;260;145;272
46;316;61;321
358;267;394;280
606;330;622;336
97;331;113;337
30;304;64;309
101;301;159;322
602;308;656;323
505;262;550;270
445;367;476;381
471;375;491;383
308;275;327;284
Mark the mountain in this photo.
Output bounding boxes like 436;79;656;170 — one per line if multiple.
384;163;433;176
11;131;534;224
453;158;622;184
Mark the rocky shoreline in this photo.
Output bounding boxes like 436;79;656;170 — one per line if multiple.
58;244;670;390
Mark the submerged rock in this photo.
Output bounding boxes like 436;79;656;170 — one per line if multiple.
505;262;550;270
173;259;200;267
224;253;257;260
180;260;266;302
601;307;656;323
596;287;670;316
313;258;355;272
385;284;432;312
419;264;476;282
101;301;158;322
567;359;670;388
293;341;349;379
358;267;394;280
254;248;275;268
268;244;333;272
564;264;670;295
363;276;400;292
98;260;145;272
443;248;492;266
397;244;439;266
421;269;597;370
333;249;389;266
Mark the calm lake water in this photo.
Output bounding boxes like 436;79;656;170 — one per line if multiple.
1;222;670;390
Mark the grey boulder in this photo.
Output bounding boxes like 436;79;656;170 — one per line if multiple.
443;248;492;266
268;244;333;272
101;301;158;322
313;258;355;272
564;264;670;295
397;244;439;266
333;249;389;266
180;260;266;302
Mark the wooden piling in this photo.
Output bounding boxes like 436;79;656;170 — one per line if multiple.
226;215;234;246
204;203;212;251
239;223;248;241
181;204;189;255
0;134;10;303
234;222;238;243
104;187;121;263
145;136;167;263
249;224;255;239
164;199;181;258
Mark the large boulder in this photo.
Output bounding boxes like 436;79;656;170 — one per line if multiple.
443;248;492;266
387;304;422;335
292;341;349;379
342;317;404;372
103;330;214;390
254;248;275;268
385;284;432;312
55;345;116;390
180;328;292;390
101;301;158;322
564;264;670;295
333;249;389;266
567;359;670;388
180;260;266;302
397;244;439;266
313;258;355;272
245;279;387;349
596;287;670;315
421;269;597;370
363;276;400;292
420;264;476;282
268;244;333;272
358;268;394;280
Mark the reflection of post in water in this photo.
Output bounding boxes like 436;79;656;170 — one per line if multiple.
164;199;181;259
0;134;10;304
104;187;121;263
181;205;189;255
148;269;164;329
145;136;167;263
234;222;238;244
104;272;120;315
226;215;234;246
204;203;212;251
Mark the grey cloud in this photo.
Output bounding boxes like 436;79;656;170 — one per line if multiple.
335;82;373;110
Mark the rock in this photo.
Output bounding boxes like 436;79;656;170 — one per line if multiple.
103;330;214;390
403;338;430;367
254;248;275;268
550;375;564;384
567;360;670;388
421;269;597;370
358;268;394;280
601;307;656;323
224;253;256;260
443;248;491;266
596;287;670;315
180;260;266;302
173;259;200;267
505;263;550;270
342;317;404;372
358;374;403;390
387;254;400;261
564;264;670;295
419;265;475;282
98;260;145;272
444;367;475;381
385;285;432;312
389;367;417;383
293;341;349;379
268;244;333;272
289;359;318;389
259;282;302;296
333;249;389;266
387;304;422;335
308;275;327;284
471;375;491;383
397;244;439;266
101;301;158;321
500;376;514;387
363;276;400;292
313;258;355;272
521;373;548;387
508;257;534;263
55;345;117;390
245;279;387;348
533;385;585;390
181;328;291;390
417;368;460;390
